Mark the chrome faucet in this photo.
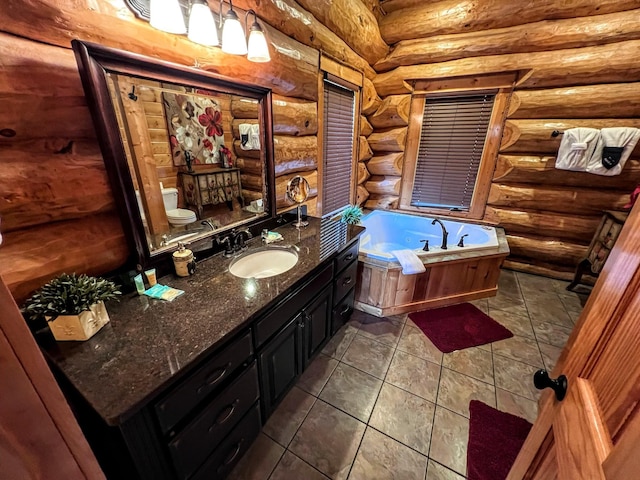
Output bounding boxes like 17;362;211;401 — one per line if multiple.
431;218;448;249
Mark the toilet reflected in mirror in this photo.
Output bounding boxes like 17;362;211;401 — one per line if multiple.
286;175;310;228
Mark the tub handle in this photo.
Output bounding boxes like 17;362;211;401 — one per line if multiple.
420;239;429;252
457;234;469;248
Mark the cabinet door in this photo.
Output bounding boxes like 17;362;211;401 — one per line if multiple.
258;315;303;419
303;285;333;369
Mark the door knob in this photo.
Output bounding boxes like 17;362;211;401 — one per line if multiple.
533;369;568;401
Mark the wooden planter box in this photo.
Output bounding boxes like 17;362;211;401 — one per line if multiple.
47;301;110;341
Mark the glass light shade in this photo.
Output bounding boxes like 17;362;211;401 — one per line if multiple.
247;28;270;62
188;2;219;46
150;0;186;34
221;11;248;55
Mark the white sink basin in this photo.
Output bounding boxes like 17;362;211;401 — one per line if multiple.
229;247;298;279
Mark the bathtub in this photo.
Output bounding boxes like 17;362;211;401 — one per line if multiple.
355;210;509;317
359;210;500;261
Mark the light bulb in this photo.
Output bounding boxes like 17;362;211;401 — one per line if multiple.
188;1;219;46
150;0;186;34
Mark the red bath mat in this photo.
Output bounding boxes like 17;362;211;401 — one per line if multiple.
467;400;533;480
408;302;512;352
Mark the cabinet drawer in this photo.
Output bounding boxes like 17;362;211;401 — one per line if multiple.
191;403;261;480
334;259;358;306
254;263;333;347
169;363;259;480
334;241;359;274
155;331;253;434
332;288;355;334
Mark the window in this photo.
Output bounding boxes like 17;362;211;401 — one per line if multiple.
400;74;514;220
318;56;361;218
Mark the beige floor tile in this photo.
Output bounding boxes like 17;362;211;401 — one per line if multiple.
429;407;469;476
557;292;588;315
489;310;535;340
322;326;356;360
341;335;394;379
356;316;404;347
348;427;428;480
496;388;538;424
385;350;441;402
488;291;528;317
539;342;563;372
297;353;339;396
530;320;573;348
263;387;316;447
369;383;435;455
319;363;383;422
469;298;489;314
436;368;495;418
425;460;466;480
397;324;443;365
442;346;494;384
289;400;366;480
270;451;329;480
516;271;557;294
492;335;544;368
493;354;540;401
497;269;522;296
524;295;573;329
227;433;284;480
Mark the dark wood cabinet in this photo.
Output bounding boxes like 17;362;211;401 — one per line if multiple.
302;285;333;368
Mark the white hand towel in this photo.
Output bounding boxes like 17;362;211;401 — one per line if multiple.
238;123;253;150
586;127;640;176
391;249;426;275
554;128;600;172
250;123;261;150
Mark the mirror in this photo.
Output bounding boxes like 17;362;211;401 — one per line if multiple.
72;40;276;269
286;175;310;228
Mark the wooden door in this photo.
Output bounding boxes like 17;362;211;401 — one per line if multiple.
508;202;640;479
0;276;104;480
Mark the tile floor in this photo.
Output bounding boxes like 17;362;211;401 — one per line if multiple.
229;269;589;480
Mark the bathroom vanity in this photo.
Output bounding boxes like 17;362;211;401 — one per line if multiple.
41;217;363;480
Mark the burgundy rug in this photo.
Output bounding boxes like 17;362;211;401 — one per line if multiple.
408;302;513;353
467;401;533;480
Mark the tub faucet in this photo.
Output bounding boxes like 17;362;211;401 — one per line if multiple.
431;218;448;250
457;234;469;247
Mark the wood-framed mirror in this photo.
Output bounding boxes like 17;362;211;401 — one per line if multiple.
72;40;276;270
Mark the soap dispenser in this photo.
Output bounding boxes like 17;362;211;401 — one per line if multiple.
173;242;196;277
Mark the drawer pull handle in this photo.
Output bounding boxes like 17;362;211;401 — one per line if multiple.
340;305;352;315
344;253;354;261
197;362;232;394
210;400;240;430
342;277;352;286
217;440;244;473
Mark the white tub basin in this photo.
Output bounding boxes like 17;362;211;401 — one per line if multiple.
229;247;298;278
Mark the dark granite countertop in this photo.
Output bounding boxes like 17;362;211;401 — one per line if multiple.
40;217;364;425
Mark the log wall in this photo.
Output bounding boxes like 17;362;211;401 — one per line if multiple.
368;3;640;279
0;0;387;301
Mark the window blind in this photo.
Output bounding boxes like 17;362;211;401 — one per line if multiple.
411;92;495;211
322;79;355;217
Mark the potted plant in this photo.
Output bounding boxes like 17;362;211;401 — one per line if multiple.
340;205;364;225
24;273;121;341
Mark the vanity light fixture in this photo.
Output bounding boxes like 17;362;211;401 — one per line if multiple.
219;0;247;55
188;0;219;46
150;0;186;34
246;10;270;63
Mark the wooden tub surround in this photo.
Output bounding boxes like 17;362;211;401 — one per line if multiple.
355;228;509;317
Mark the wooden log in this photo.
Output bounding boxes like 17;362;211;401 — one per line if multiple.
503;259;585;283
233;0;375;79
360;116;373;137
357;162;371;185
240;173;264;191
368;95;411;129
485;207;601;244
367;153;404;176
364;194;399;210
0;213;128;303
242;190;263;201
365;175;401;195
356;185;370;206
506;233;588;267
231;95;318;136
379;0;423;14
378;0;640;44
500;119;640;154
375;10;640;71
368;127;407;153
296;0;388;65
235;157;263;176
373;40;640;97
487;184;629;216
233;135;317;170
275;171;318;208
492;155;640;191
508;83;640;119
362;77;382;116
0;0;319;101
359;136;373;162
